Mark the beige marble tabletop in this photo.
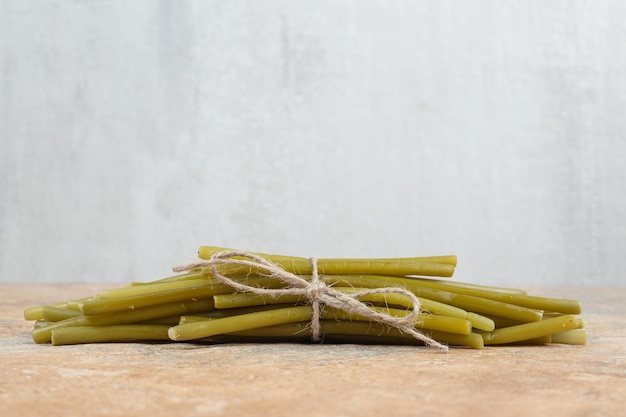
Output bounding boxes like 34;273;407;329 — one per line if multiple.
1;285;624;417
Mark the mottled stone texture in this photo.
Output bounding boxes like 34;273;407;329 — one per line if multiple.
1;285;625;416
1;2;626;286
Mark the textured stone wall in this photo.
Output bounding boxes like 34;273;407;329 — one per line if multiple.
1;1;624;285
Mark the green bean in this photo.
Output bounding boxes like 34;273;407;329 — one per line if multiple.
323;306;472;335
414;279;527;295
340;289;495;331
199;245;457;265
129;270;208;285
201;303;296;318
169;305;314;341
212;288;492;332
198;246;456;277
32;299;214;344
95;278;212;299
136;316;186;325
324;275;543;323
379;308;472;335
478;314;580;345
169;302;473;342
466;313;495;332
405;277;581;314
51;325;171;346
226;321;484;349
212;292;304;309
423;330;484;349
485;313;585;330
339;289;494;331
79;276;280;315
213;287;478;322
34;320;51;329
24;297;92;321
23;246;587;350
480;314;524;328
177;304;299;324
178;315;213;324
24;306;45;321
551;329;587;345
330;287;467;318
497;335;552;345
41;306;81;322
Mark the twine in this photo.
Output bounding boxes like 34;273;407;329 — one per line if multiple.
173;250;448;352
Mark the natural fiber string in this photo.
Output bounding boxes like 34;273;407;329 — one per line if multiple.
309;256;322;341
173;250;448;352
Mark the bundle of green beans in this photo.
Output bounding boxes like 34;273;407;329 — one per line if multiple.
23;246;586;350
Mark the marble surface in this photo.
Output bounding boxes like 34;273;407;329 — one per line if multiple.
1;285;625;416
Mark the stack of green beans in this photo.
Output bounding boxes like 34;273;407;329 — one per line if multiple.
23;246;586;350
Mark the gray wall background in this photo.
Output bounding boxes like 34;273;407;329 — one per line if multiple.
1;1;625;286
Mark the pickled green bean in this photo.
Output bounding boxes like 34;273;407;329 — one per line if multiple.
198;246;456;277
41;306;81;322
32;299;214;344
96;278;211;299
479;315;580;345
169;305;314;341
226;321;484;349
551;329;587;345
324;275;543;323
23;246;586;350
405;277;581;314
51;325;171;346
79;276;280;315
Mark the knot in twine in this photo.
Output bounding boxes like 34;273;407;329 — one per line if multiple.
173;250;448;352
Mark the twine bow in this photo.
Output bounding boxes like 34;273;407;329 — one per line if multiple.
173;250;448;352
